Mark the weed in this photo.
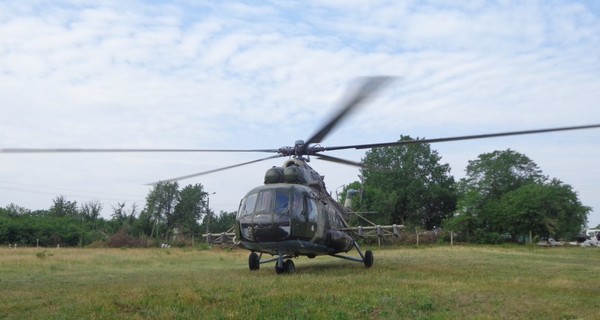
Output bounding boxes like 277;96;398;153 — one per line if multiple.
35;250;53;259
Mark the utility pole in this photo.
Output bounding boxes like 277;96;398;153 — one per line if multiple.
205;192;216;234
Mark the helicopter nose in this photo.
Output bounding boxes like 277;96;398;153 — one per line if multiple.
239;212;291;242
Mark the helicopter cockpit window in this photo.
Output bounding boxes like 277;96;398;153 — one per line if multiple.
239;189;291;216
274;191;289;215
290;193;304;220
238;192;258;218
254;190;274;213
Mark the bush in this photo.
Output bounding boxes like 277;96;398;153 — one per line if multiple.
108;229;143;248
473;229;506;244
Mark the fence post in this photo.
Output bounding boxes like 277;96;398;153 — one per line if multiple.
416;229;419;246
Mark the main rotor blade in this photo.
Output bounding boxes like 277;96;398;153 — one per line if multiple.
304;76;393;146
0;148;279;154
148;154;284;185
315;154;363;167
324;124;600;151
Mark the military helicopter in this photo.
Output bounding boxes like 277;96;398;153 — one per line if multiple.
157;77;396;274
3;77;600;274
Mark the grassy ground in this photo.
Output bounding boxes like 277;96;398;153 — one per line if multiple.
0;245;599;319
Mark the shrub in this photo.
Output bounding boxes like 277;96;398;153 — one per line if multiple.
107;229;143;248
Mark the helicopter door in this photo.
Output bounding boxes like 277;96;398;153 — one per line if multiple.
289;193;317;240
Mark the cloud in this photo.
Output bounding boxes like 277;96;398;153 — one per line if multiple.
1;0;599;226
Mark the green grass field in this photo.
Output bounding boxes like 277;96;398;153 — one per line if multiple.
1;245;599;319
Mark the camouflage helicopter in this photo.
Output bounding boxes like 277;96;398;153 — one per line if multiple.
3;77;599;274
157;77;396;274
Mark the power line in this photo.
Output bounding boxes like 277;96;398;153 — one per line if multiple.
0;180;143;197
0;186;143;203
0;181;141;201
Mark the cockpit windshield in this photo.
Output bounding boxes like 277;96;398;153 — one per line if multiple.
274;191;289;214
238;189;291;218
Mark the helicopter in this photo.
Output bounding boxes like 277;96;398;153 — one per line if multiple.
157;77;396;274
2;77;600;274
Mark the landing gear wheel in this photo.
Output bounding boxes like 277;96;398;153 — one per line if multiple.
364;250;374;268
275;265;284;274
283;259;296;274
275;259;296;274
249;252;260;271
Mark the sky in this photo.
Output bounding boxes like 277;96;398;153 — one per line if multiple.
1;0;599;228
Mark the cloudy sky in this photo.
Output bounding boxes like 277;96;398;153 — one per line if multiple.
1;1;599;227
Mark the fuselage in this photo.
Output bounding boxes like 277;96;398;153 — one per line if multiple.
234;159;354;257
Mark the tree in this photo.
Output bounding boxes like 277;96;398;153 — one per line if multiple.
134;209;155;238
173;184;205;235
205;211;236;233
142;182;208;240
80;201;102;223
144;181;180;240
450;150;546;242
499;179;589;240
49;196;79;218
111;202;127;223
4;203;30;217
462;149;545;199
448;149;589;243
359;135;457;229
127;203;139;225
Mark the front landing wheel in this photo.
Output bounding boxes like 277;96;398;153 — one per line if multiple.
364;250;374;268
283;259;296;274
249;252;260;271
275;259;296;274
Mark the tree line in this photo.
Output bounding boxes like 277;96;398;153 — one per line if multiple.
0;183;235;247
2;136;595;246
344;136;592;243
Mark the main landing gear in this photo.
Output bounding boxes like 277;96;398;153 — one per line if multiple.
276;259;296;274
249;252;260;271
248;252;296;274
248;245;373;274
330;241;374;268
363;249;374;268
